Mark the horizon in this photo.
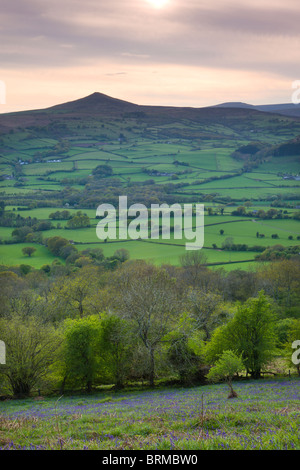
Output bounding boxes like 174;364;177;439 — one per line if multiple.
0;89;299;116
1;0;300;113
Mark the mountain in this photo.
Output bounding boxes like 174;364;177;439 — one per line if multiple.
213;102;255;109
214;101;300;118
256;103;300;118
0;92;299;135
45;92;140;115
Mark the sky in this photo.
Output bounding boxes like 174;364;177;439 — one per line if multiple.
1;0;300;113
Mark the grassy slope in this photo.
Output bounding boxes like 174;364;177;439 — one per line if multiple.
0;378;299;450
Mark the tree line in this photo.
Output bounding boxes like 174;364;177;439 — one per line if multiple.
0;253;299;398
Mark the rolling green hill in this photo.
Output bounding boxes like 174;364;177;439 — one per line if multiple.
0;92;299;269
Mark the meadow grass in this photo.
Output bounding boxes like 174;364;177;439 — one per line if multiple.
0;208;298;269
0;243;60;268
0;378;299;450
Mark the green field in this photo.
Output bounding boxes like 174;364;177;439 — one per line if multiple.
0;204;299;269
0;97;299;269
1;212;298;269
0;243;61;268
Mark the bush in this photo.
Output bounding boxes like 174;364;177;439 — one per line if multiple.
206;350;244;398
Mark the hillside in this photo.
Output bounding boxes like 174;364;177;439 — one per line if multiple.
0;92;299;270
1;92;298;132
214;101;300;118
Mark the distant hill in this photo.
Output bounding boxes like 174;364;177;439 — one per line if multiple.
213;102;255;109
1;91;297;133
45;92;139;115
0;92;300;137
214;101;300;118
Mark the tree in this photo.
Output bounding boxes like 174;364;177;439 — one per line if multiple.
206;350;244;398
0;315;61;397
113;261;181;387
49;210;71;220
46;266;104;321
99;314;135;389
0;200;5;217
224;269;257;302
12;226;33;242
167;334;200;385
187;289;224;340
205;291;278;379
221;237;234;250
232;206;246;216
92;164;113;178
257;259;300;308
112;248;130;263
66;212;90;229
47;236;69;256
179;250;208;287
22;246;36;257
63;315;101;392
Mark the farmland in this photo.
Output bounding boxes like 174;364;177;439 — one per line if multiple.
0;207;299;269
0;93;299;270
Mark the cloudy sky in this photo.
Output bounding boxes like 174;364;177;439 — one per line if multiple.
1;0;300;112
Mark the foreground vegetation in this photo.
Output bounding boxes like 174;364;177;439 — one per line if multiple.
0;378;299;450
0;257;299;396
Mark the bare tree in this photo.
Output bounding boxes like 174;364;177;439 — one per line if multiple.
179;250;208;287
113;261;181;387
187;289;224;340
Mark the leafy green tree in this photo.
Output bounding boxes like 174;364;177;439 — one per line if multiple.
112;248;130;263
12;226;33;242
66;212;90;229
22;246;36;257
49;210;71;220
206;350;244;398
47;236;69;256
167;334;200;385
222;237;234;250
224;269;257;302
206;291;278;379
257;259;300;309
0;315;61;397
63;315;102;392
92;164;113;178
45;266;104;322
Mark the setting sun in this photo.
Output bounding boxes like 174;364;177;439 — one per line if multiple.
145;0;169;8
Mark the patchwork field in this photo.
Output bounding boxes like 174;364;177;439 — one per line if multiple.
1;207;299;269
0;94;299;270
